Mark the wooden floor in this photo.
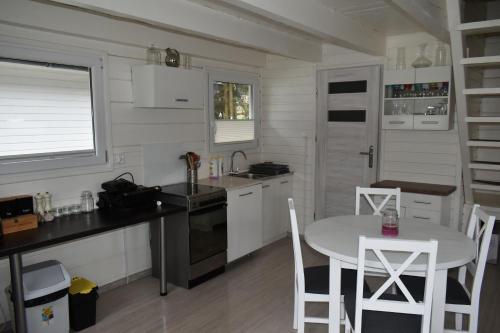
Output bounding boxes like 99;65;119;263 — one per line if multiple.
79;238;499;333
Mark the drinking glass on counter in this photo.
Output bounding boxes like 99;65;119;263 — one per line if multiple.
381;209;399;237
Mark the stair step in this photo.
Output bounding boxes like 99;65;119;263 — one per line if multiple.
463;88;500;95
469;161;500;170
458;19;500;35
474;192;500;210
471;180;500;192
465;117;500;123
467;140;500;147
461;56;500;67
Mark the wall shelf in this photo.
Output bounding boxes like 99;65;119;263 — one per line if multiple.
382;66;452;131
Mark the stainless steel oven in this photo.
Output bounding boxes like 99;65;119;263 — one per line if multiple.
151;183;227;289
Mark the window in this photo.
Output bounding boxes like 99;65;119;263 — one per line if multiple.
0;43;108;174
208;70;260;152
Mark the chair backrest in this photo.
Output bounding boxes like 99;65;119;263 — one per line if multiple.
355;236;438;333
355;186;401;216
288;198;305;293
464;206;496;307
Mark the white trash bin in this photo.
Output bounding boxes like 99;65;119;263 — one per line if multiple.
6;260;71;333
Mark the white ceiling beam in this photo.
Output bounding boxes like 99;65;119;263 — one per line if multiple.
210;0;386;56
48;0;322;62
385;0;450;42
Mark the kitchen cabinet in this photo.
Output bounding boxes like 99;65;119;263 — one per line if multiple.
227;184;263;262
382;66;452;130
374;192;451;226
132;65;204;109
262;175;293;246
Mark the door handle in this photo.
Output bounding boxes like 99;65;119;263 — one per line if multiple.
359;145;374;168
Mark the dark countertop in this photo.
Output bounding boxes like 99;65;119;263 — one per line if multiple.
0;204;185;258
371;180;456;196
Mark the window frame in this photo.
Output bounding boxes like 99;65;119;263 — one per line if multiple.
0;42;109;175
208;69;260;153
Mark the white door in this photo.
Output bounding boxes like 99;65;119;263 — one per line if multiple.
316;66;381;218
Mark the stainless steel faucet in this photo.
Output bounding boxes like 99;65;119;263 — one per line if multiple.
229;150;247;174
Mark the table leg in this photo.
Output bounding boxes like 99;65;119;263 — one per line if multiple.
329;257;341;333
9;253;27;333
431;269;447;333
159;216;168;296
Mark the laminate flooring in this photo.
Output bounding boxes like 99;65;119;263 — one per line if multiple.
79;238;499;333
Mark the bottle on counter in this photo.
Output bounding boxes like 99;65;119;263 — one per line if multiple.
218;156;224;177
209;156;218;179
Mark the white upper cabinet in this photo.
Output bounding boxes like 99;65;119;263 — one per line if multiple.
382;66;452;131
132;65;204;109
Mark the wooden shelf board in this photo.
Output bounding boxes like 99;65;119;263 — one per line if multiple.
465;117;500;123
463;88;500;95
469;161;500;170
461;56;500;67
458;19;500;35
467;140;500;147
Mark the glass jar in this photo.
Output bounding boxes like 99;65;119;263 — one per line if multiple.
146;44;162;65
434;42;447;67
80;191;94;213
381;209;399;237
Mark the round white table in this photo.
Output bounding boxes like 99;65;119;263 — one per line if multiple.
304;215;475;333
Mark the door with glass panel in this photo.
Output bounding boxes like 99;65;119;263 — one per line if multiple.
316;66;381;219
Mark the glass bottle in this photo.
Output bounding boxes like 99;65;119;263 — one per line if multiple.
396;47;406;70
412;43;432;68
146;44;162;65
435;42;447;66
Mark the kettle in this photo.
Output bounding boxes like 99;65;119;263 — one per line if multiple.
165;48;180;67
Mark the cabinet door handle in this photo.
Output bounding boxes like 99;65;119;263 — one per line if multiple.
280;180;289;184
262;185;270;189
175;98;189;102
389;121;405;124
413;215;431;220
422;121;439;124
239;192;253;197
414;200;432;205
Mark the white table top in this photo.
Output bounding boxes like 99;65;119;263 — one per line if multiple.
305;215;475;272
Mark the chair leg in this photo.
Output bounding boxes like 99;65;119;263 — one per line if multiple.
293;279;298;329
469;311;478;333
344;315;351;333
455;313;462;331
297;292;305;333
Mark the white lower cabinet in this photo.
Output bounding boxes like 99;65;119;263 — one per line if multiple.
227;175;293;262
261;175;293;246
375;192;451;226
227;184;263;262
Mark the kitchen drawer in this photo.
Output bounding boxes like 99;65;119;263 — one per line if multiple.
382;115;413;130
406;208;441;224
402;193;442;212
413;115;449;131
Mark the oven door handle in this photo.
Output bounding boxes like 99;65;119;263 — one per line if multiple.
189;201;227;212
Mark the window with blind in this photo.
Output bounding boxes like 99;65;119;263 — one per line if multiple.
0;44;108;174
208;70;260;152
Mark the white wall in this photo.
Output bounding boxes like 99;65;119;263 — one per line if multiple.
0;0;263;324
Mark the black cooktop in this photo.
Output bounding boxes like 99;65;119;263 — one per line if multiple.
161;182;225;198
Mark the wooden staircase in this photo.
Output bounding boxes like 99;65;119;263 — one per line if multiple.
447;0;500;212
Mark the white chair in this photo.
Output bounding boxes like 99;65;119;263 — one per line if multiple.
345;236;438;333
355;186;401;216
288;198;366;333
401;205;496;333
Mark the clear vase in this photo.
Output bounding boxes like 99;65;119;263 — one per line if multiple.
412;43;432;68
396;47;406;70
434;42;447;66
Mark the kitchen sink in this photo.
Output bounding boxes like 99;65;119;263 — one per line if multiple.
229;172;269;180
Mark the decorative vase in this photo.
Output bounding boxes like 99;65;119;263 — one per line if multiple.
412;43;432;68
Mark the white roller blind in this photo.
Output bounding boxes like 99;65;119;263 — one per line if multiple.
0;60;95;159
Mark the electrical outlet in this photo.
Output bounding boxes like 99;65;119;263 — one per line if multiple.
114;152;126;165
